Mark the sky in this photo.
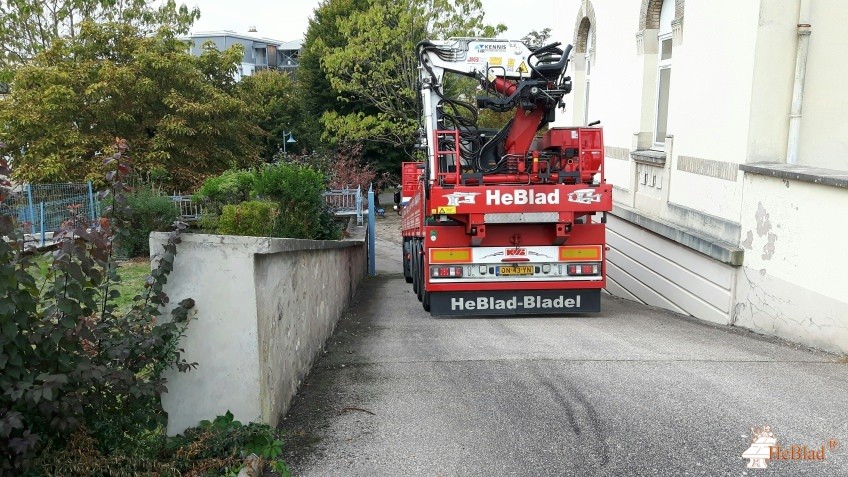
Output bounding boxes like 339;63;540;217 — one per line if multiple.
187;0;567;44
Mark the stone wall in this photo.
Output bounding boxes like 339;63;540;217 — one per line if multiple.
150;232;366;435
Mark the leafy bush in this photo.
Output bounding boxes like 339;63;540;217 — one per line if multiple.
165;411;289;473
0;141;196;473
35;412;290;476
217;200;278;237
116;188;180;258
197;211;221;233
194;169;255;211
254;163;341;240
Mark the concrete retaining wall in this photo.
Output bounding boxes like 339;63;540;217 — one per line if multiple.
150;232;366;435
605;214;737;326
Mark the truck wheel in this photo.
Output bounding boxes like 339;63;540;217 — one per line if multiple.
422;289;431;312
412;239;420;295
403;238;413;283
416;241;424;303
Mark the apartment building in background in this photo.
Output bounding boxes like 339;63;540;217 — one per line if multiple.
183;31;301;80
558;0;847;353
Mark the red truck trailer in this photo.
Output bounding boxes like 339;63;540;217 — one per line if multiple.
401;38;612;315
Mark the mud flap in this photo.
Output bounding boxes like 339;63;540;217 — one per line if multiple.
429;289;601;316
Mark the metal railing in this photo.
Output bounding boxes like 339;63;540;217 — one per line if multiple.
323;186;363;226
0;182;98;246
167;194;204;222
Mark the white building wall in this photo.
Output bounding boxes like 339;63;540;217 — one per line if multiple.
735;174;848;354
562;0;848;354
664;0;759;222
796;0;848;171
745;0;798;165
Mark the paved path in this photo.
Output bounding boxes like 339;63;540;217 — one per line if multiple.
281;213;848;476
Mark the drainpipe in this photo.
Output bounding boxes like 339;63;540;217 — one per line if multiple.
786;0;811;164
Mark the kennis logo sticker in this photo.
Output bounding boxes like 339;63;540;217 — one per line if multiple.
475;43;508;52
568;189;602;205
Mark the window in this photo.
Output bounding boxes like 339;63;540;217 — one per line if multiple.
653;0;674;148
584;25;594;126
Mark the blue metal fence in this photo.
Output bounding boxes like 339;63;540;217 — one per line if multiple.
0;182;98;246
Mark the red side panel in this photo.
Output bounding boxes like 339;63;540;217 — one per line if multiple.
542;127;604;183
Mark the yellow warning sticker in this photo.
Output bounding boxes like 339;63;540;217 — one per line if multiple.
516;61;529;74
436;206;456;214
489;56;503;66
507;58;516;71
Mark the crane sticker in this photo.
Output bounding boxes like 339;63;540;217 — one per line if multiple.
443;191;480;206
516;61;529;74
567;189;602;205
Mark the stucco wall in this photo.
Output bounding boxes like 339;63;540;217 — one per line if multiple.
735;174;848;354
796;0;848;171
150;232;366;435
254;244;365;426
557;0;847;354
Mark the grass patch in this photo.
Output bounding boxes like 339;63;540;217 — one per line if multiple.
112;259;152;311
33;255;150;314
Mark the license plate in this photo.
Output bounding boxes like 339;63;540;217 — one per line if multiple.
498;266;534;276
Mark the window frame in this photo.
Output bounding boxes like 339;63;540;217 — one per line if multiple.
583;24;594;126
652;33;673;149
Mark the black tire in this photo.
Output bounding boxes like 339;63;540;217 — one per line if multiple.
403;238;413;283
421;240;431;311
412;240;420;295
416;241;424;303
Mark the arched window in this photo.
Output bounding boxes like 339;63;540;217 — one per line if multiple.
633;0;684;151
572;1;596;126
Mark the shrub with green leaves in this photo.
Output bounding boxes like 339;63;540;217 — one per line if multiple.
254;162;341;240
117;188;180;258
217;200;278;237
194;169;256;211
35;411;290;476
0;142;196;473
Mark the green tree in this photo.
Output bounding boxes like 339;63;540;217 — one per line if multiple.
0;21;261;189
0;0;199;71
296;0;373;152
521;28;552;49
317;0;505;150
237;70;302;160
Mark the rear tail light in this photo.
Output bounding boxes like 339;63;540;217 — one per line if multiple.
431;266;464;278
566;263;600;276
